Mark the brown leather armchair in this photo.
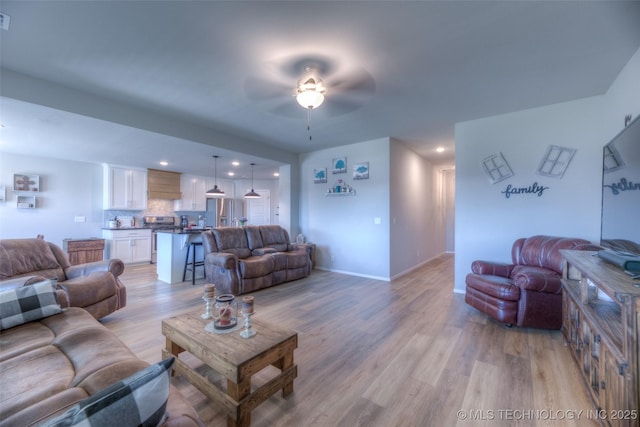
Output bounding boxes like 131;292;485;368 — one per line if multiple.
0;238;126;319
464;235;599;329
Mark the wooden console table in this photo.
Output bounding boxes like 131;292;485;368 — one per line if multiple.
561;250;640;427
162;311;297;427
63;238;105;265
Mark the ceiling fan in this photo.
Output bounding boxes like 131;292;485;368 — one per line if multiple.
245;54;376;140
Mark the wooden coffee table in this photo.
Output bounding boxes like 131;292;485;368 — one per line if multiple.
162;311;297;427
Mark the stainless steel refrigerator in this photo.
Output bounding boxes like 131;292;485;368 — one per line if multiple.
205;198;234;227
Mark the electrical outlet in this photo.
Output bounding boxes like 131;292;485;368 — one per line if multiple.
374;217;381;225
74;216;86;223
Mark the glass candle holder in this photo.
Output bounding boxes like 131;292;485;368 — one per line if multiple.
213;294;237;330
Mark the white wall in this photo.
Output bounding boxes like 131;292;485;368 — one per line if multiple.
0;153;103;247
389;140;445;278
299;138;391;280
454;47;640;293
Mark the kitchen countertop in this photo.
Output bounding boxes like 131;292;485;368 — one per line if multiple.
101;227;150;231
155;228;210;235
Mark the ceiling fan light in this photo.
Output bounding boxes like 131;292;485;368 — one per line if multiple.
296;90;324;109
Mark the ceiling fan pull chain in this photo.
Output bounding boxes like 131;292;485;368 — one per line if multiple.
307;107;313;141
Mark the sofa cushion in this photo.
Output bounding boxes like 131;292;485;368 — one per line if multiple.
259;225;290;252
0;280;62;330
212;228;251;259
239;256;275;279
43;357;175;427
0;239;63;280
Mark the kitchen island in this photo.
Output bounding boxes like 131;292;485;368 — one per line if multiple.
156;229;206;284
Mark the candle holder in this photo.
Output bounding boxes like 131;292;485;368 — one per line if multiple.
201;296;214;319
239;312;256;338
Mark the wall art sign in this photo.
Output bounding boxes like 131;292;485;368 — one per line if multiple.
603;178;640;195
353;162;369;180
482;152;513;184
314;168;327;184
537;145;575;179
501;182;549;199
332;157;347;174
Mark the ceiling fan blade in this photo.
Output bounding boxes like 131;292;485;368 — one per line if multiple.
244;76;292;102
329;67;376;98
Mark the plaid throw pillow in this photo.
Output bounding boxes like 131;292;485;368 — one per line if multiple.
43;357;175;427
0;279;62;330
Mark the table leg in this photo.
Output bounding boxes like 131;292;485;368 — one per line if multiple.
272;351;295;397
227;376;251;427
165;338;184;376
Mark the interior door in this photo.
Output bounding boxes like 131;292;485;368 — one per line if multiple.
246;189;270;225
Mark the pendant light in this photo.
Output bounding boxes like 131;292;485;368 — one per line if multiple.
244;163;261;199
205;155;225;197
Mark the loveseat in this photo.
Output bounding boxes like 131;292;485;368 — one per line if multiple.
0;277;203;426
464;235;599;329
202;225;313;295
0;238;126;319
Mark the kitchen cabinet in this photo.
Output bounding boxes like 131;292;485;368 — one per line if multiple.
102;229;151;264
561;250;639;426
156;231;203;284
103;164;147;210
174;174;207;211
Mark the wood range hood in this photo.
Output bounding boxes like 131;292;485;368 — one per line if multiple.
147;169;182;200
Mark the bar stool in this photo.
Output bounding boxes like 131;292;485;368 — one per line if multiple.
183;241;205;285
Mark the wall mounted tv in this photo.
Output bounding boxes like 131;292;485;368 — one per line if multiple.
600;115;640;256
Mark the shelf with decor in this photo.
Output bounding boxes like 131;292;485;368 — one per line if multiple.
325;188;355;197
17;195;37;209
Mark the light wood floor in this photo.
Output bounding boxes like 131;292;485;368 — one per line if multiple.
102;253;598;427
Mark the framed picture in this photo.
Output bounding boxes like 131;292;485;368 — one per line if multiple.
13;173;40;192
332;157;347;174
314;168;327;183
353;162;369;180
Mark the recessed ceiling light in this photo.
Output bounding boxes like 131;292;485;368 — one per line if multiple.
232;161;240;166
227;172;235;176
159;161;169;166
436;147;445;153
273;172;280;177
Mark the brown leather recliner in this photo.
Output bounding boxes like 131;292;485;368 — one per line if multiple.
0;238;126;319
464;235;599;329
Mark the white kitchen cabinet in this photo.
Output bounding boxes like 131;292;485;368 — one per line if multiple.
174;174;207;211
102;229;151;264
103;164;148;210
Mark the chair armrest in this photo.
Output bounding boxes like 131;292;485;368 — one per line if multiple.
471;261;514;277
65;259;125;279
204;252;237;270
58;271;118;307
514;270;563;294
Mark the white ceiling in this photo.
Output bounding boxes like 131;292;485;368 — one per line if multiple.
1;1;639;179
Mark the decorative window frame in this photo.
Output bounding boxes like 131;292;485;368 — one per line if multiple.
481;152;514;184
603;142;625;173
536;145;576;179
